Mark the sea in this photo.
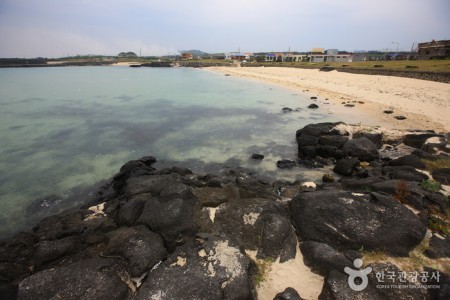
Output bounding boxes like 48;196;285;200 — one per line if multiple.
0;66;350;239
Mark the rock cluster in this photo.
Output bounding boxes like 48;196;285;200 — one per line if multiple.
1;122;449;300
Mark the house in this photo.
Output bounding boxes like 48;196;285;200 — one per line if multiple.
225;52;253;61
417;40;450;59
264;52;307;62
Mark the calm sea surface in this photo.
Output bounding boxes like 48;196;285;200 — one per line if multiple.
0;66;342;238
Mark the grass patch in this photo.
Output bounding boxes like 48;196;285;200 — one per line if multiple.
422;157;450;171
254;257;273;287
250;59;450;72
420;180;441;192
428;215;449;236
361;235;450;274
360;247;388;261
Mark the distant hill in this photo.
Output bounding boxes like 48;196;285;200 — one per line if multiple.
179;50;209;56
118;52;138;58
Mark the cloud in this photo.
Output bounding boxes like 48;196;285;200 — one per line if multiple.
0;0;448;56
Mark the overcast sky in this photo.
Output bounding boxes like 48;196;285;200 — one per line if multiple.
0;0;449;58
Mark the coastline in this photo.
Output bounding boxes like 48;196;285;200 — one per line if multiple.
206;66;450;133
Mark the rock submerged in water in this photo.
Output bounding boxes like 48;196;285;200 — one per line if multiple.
308;103;319;109
277;159;297;169
251;153;264;160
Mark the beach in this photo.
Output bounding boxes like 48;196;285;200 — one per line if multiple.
207;66;450;132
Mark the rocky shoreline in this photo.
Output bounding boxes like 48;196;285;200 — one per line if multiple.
1;122;449;299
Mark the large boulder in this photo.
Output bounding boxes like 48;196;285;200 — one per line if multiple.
296;122;344;140
318;135;349;148
103;226;167;277
386;154;426;169
432;168;450;185
135;238;254;300
319;270;384;300
319;263;427;300
208;197;297;262
289;190;427;256
403;133;443;149
136;195;199;248
343;137;379;162
424;234;450;258
17;258;130;300
112;156;157;193
382;165;429;182
333;157;360;176
296;122;346;159
33;236;81;267
340;177;385;191
300;241;352;276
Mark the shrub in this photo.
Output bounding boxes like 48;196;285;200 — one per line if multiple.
395;180;409;203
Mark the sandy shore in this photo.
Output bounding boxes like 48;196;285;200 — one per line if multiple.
111;62;141;66
206;67;450;132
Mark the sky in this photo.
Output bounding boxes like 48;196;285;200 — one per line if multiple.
0;0;449;58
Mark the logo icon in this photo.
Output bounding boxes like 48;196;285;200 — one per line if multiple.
344;258;372;291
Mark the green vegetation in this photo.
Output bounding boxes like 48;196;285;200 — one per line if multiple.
361;235;449;273
422;157;450;171
428;215;449;236
253;257;273;287
420;180;441;192
243;59;450;73
359;246;387;261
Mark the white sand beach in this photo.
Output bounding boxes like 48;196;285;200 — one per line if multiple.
207;67;450;132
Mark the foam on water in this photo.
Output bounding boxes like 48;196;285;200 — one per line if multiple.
0;66;340;238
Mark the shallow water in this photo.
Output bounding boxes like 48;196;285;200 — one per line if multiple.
0;66;340;238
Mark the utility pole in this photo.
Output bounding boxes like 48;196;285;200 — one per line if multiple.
391;42;399;54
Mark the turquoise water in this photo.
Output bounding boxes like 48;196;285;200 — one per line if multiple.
0;66;338;238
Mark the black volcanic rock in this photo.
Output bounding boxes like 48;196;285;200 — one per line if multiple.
382;165;429;182
386;154;426;169
403;133;443;149
274;287;303;300
277;159;297;169
289;190;427;256
251;153;265;160
103;226;167;277
432;168;450;185
135;238;253;300
333;157;360;176
300;241;352;276
343;137;379;162
425;235;450;258
18;258;130;300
